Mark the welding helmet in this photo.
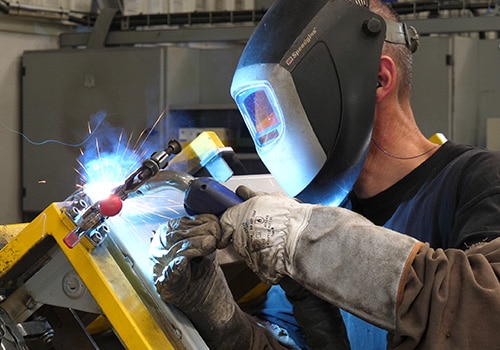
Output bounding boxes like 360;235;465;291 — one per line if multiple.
231;0;417;205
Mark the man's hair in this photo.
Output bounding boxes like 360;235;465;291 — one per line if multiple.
369;0;413;97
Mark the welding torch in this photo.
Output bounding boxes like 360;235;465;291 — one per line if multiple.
64;139;243;248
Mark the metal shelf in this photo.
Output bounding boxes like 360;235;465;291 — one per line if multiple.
60;22;258;47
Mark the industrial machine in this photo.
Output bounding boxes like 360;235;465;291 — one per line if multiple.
0;132;281;349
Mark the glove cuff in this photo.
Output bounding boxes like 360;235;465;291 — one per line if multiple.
288;207;422;331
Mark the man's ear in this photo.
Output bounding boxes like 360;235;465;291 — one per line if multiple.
376;55;397;102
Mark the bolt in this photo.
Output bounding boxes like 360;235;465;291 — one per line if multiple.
91;231;103;244
172;327;182;339
40;330;55;343
92;225;109;245
69;207;80;219
75;199;88;210
25;298;36;309
62;272;85;299
363;17;383;37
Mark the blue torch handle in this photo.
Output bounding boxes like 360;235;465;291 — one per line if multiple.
184;177;244;216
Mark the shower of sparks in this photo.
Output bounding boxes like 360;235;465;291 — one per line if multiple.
76;111;186;242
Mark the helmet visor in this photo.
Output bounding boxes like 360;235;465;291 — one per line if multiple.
235;83;284;148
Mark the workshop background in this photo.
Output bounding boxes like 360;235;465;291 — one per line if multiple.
1;0;500;225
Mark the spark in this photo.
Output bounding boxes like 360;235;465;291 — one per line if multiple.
134;108;167;151
37;179;80;189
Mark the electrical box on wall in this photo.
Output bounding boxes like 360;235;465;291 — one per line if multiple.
21;45;262;218
410;36;479;145
22;47;168;217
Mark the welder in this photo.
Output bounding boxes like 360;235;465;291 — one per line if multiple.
150;0;500;348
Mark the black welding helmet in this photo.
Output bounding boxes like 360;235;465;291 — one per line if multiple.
231;0;417;205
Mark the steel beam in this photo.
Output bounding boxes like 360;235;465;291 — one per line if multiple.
60;24;257;47
406;16;500;35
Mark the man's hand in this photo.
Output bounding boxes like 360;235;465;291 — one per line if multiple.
150;214;235;323
150;214;223;309
219;192;315;284
149;213;287;349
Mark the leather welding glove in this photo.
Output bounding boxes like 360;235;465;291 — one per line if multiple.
149;214;286;350
235;186;351;350
219;193;422;331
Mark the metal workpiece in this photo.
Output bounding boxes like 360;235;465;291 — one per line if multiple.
0;203;184;349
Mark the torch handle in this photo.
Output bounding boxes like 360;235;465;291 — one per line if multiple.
183;177;244;216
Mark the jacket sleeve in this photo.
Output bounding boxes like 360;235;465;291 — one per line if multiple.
391;237;500;349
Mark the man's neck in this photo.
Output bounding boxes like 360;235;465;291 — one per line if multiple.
354;78;443;199
354;118;440;199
